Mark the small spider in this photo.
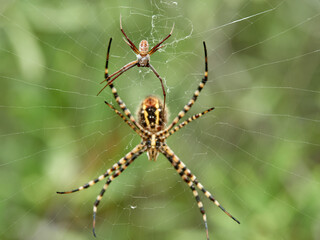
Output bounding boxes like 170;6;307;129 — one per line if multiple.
98;15;174;109
57;39;240;239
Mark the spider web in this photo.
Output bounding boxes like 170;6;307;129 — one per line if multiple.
1;0;320;239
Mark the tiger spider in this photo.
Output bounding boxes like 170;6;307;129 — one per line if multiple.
57;39;240;239
97;15;174;110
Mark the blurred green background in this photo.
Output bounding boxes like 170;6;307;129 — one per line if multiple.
1;0;319;239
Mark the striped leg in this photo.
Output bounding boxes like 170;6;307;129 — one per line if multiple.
92;145;147;237
165;41;208;132
161;145;240;225
185;180;209;240
56;144;144;195
165;107;215;138
99;37;146;134
170;160;209;239
192;177;240;224
104;101;143;137
98;37;138;96
104;38;112;79
108;83;149;135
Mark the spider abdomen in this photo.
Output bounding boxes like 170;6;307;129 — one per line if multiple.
139;40;149;54
138;96;167;132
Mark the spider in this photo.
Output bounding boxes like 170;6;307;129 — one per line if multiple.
57;38;240;239
97;15;174;110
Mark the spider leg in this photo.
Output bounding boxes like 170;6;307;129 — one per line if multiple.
98;34;138;96
97;60;138;96
186;181;209;240
92;144;147;237
101;65;128;85
193;178;240;224
104;101;144;137
161;148;209;239
108;83;148;135
106;60;139;85
104;38;112;79
161;145;240;225
148;63;167;111
165;107;215;138
148;23;174;56
122;37;137;52
120;14;139;54
56;144;144;195
100;59;138;84
100;38;147;135
100;60;138;84
179;170;210;239
165;41;208;132
101;37;134;94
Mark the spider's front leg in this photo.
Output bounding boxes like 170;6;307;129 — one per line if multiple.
119;14;139;54
98;60;138;96
164;41;208;133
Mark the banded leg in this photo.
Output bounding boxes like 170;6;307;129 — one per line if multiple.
104;38;112;79
185;180;209;240
92;145;147;237
161;145;240;225
104;101;143;137
108;83;149;135
99;37;147;134
165;41;208;132
148;63;167;111
165;107;215;138
56;144;144;195
170;159;210;239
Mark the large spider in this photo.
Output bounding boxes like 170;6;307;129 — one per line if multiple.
57;39;240;239
98;15;174;109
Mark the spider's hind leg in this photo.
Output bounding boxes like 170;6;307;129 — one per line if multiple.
161;145;240;225
161;146;210;239
182;174;210;240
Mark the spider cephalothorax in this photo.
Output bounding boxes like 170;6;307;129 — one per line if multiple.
57;39;240;239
